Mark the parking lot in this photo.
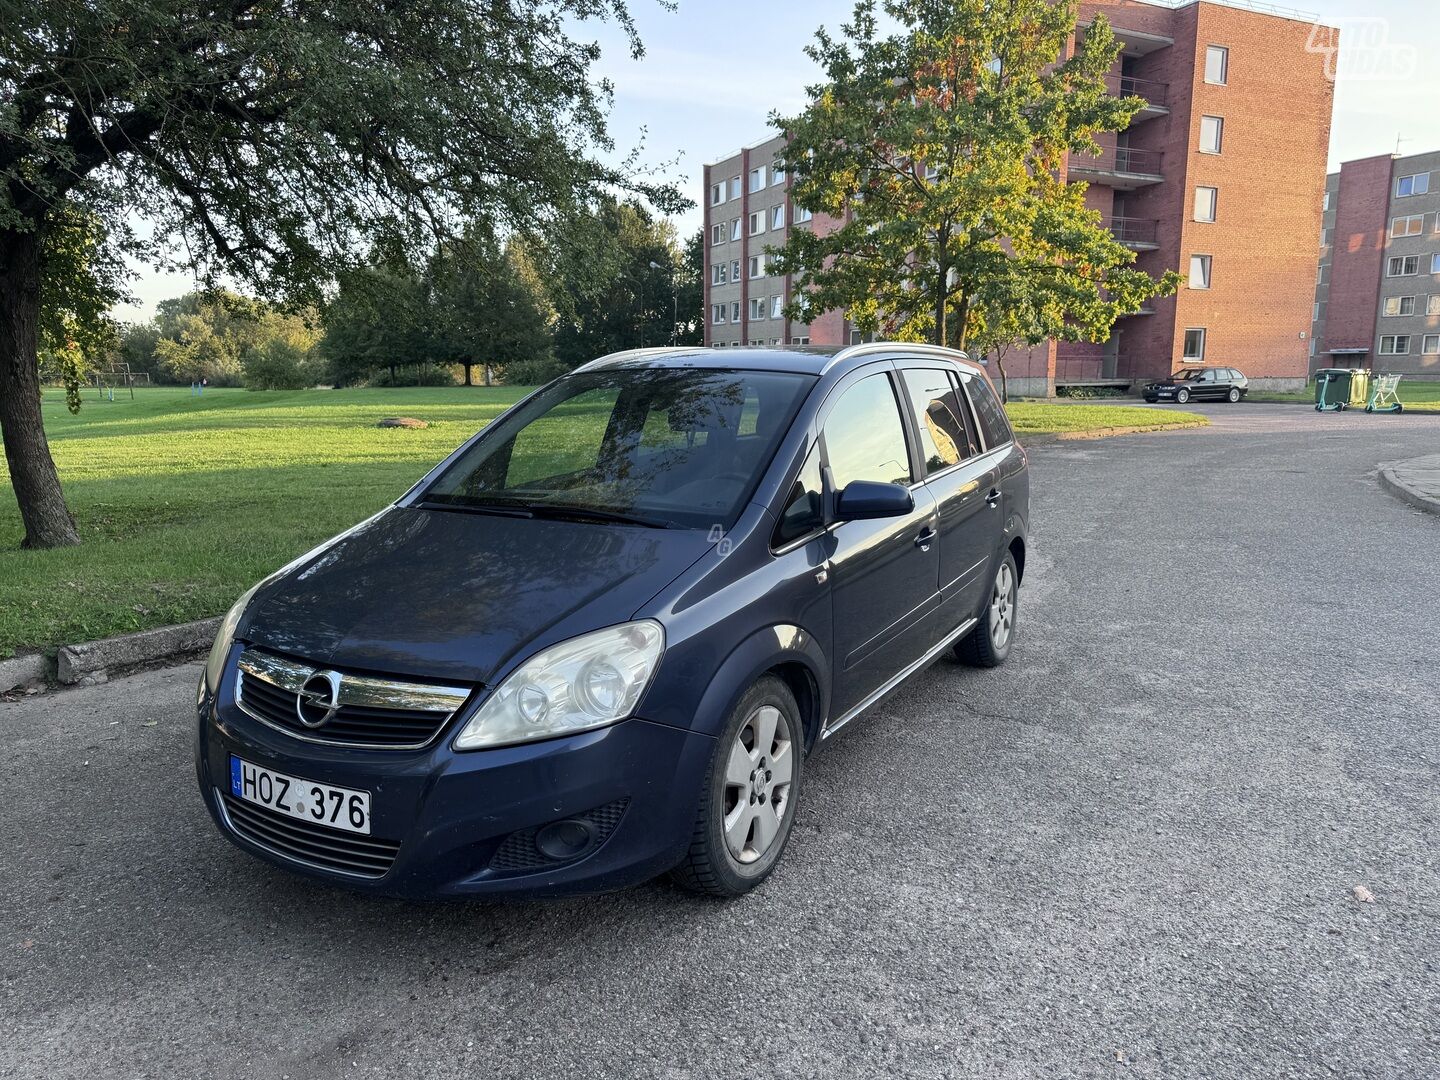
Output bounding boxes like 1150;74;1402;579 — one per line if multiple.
3;403;1437;1079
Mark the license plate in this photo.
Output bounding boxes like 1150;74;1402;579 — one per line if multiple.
229;755;371;835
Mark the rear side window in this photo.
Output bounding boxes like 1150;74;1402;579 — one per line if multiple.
773;445;824;546
900;368;977;474
963;375;1013;450
823;373;912;488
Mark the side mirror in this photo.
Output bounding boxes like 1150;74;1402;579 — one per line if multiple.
834;480;913;521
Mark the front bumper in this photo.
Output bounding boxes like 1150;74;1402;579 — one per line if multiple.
195;659;714;898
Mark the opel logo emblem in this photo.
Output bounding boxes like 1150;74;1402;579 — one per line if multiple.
296;671;343;728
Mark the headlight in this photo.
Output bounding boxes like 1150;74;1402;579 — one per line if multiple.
453;621;665;751
203;582;259;694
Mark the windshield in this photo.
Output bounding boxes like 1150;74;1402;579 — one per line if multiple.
421;367;813;530
1170;369;1202;381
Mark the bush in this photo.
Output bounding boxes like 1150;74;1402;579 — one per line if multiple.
242;340;319;390
503;355;569;386
368;364;458;387
1056;384;1129;400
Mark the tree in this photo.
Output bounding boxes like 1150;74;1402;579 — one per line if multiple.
673;229;706;346
549;198;682;368
318;266;433;386
770;0;1180;356
1;1;680;548
429;232;555;386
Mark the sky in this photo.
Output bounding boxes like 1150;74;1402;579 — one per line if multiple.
111;0;1440;321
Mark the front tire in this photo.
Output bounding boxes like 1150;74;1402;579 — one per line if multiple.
956;551;1018;668
672;676;802;897
1176;388;1191;404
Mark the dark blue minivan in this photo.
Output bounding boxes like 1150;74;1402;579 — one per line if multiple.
196;344;1029;897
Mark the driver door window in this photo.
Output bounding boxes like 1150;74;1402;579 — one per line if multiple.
822;373;912;488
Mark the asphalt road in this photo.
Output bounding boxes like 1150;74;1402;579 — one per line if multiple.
3;403;1438;1080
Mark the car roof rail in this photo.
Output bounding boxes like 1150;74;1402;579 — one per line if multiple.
820;341;975;374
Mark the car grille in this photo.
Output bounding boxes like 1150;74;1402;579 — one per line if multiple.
220;792;401;879
235;648;472;750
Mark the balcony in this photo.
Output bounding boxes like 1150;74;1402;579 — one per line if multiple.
1068;147;1164;190
1104;216;1160;251
1105;74;1169;119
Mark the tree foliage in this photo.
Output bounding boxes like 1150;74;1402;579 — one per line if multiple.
0;0;682;547
770;0;1181;352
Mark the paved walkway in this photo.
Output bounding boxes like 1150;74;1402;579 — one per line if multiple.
1380;453;1440;516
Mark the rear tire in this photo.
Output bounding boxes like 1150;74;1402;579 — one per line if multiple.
672;676;802;897
1396;403;1405;414
1228;387;1241;403
956;551;1018;668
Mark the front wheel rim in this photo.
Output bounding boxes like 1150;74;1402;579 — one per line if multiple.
989;562;1015;649
722;705;794;864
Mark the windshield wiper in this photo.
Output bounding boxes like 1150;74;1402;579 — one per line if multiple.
520;503;674;529
416;498;533;518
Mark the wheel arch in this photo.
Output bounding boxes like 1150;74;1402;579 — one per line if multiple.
688;625;831;756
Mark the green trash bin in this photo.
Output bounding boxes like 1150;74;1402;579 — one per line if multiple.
1315;368;1352;411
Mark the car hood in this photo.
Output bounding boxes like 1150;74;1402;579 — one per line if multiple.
238;506;713;685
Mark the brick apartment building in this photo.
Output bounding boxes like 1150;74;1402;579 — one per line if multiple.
702;0;1335;396
1311;150;1440;380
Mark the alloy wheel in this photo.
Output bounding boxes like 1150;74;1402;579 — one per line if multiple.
989;561;1015;649
722;704;794;864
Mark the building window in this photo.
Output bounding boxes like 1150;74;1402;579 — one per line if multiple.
730;301;740;323
749;297;766;320
731;259;741;282
1313;302;1320;321
1309;338;1317;357
711;304;726;325
728;176;741;200
773;165;786;186
711;223;725;245
791;337;810;345
771;295;784;319
1379;335;1410;355
1199;115;1223;154
771;204;785;230
1320;228;1330;247
748;254;765;279
749;166;765;192
711;264;727;286
1396;173;1431;198
795;205;813;223
1189;254;1212;289
1383;296;1416;316
1194;186;1217;222
1322;191;1330;212
1432;253;1440;274
1388;255;1419;276
1428;295;1440;316
1423;334;1440;355
1390;215;1424;238
730;219;741;242
1183;328;1206;361
1205;45;1228;85
749;211;764;236
710;183;724;206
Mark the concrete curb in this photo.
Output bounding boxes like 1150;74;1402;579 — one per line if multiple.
0;653;50;692
1378;464;1440;518
56;617;221;685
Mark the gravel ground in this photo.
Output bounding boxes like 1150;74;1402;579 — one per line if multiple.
2;403;1437;1080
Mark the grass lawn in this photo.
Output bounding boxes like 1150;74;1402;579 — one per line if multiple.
0;386;1204;656
1246;379;1440;411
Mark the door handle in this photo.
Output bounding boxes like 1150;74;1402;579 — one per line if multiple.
914;527;937;549
985;487;1002;508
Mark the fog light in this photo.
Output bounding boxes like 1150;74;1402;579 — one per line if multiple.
534;819;597;861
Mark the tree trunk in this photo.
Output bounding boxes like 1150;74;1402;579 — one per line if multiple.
0;229;81;548
463;363;473;386
483;363;493;387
